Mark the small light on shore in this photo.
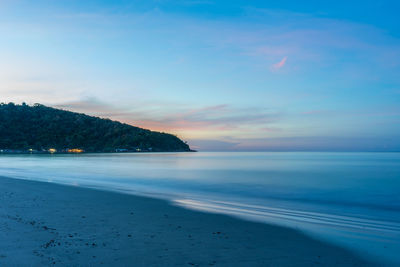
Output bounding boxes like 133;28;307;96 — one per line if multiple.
67;148;84;153
48;148;57;153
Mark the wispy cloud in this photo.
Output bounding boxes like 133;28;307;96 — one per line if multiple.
271;56;287;71
53;98;282;140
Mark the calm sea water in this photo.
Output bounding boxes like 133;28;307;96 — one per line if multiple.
0;152;399;264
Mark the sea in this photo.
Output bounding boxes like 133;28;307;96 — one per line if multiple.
0;152;399;265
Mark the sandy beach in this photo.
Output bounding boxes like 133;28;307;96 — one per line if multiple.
0;176;374;266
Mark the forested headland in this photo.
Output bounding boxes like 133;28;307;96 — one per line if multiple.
0;103;192;153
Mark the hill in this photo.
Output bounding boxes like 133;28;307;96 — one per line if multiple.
0;103;192;153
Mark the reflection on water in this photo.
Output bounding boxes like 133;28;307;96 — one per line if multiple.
0;152;399;264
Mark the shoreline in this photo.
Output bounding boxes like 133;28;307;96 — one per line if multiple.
0;176;374;266
0;150;196;155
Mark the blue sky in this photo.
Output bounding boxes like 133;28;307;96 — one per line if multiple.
0;0;399;151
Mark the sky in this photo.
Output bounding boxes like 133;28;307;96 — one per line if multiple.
0;0;399;151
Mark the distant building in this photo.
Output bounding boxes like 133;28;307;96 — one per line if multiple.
115;148;128;152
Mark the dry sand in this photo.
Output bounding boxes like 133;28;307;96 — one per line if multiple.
0;176;374;266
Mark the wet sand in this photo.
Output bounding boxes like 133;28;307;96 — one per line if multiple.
0;176;374;266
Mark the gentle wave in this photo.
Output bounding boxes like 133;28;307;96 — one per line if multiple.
174;198;400;233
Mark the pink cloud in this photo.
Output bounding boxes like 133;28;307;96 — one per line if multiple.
272;56;288;70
